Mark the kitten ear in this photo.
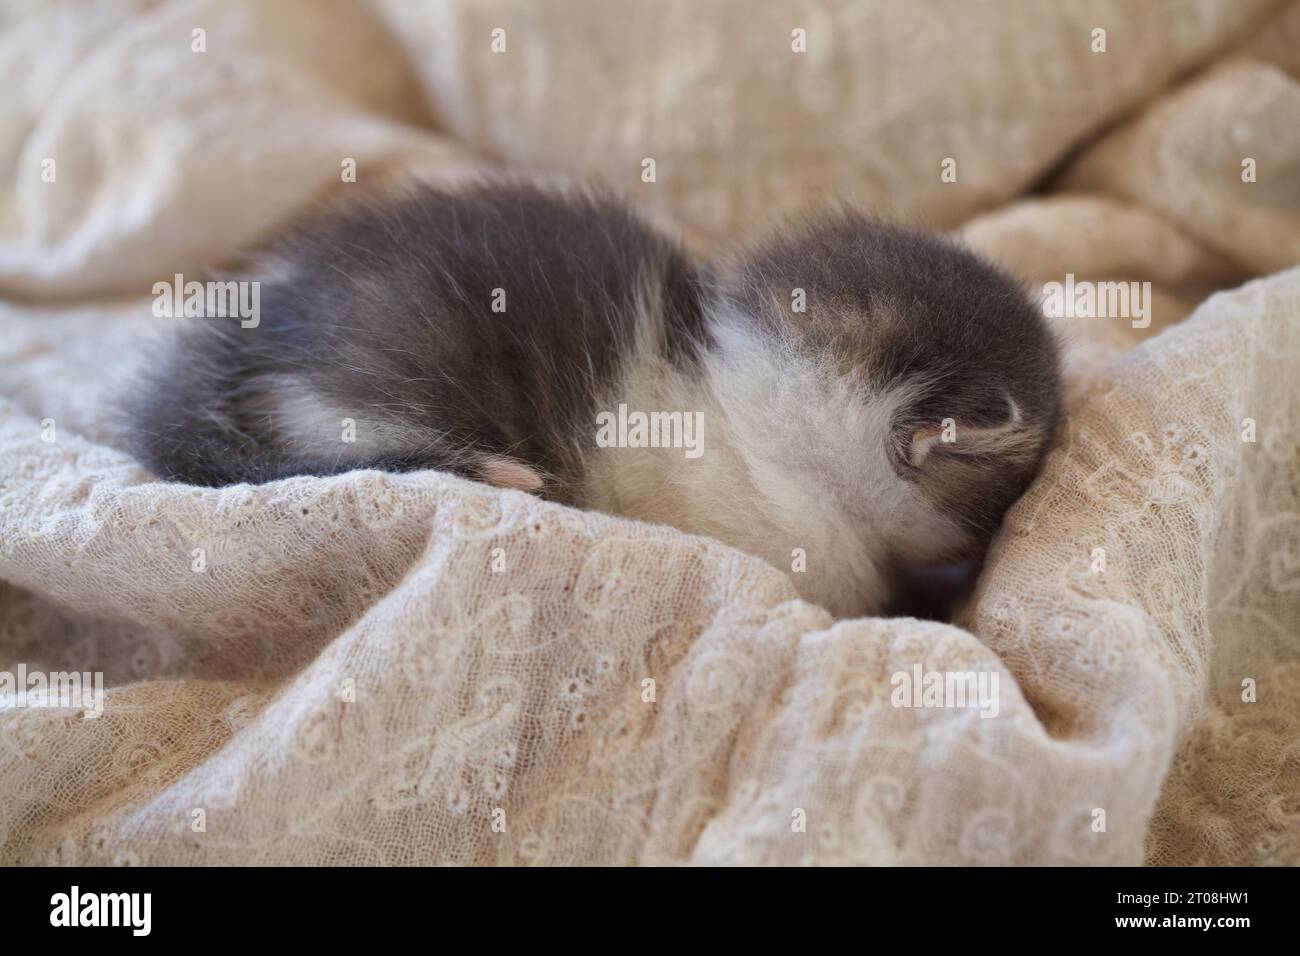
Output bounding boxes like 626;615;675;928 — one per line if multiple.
475;454;545;493
901;418;1042;469
894;399;1040;470
902;422;943;467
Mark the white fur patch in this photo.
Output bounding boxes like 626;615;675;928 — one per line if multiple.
581;302;968;619
261;375;436;463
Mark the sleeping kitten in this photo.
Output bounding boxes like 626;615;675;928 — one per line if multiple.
125;182;1061;618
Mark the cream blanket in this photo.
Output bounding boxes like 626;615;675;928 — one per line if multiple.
1;0;1298;865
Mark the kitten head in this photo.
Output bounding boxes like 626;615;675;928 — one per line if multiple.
710;211;1062;571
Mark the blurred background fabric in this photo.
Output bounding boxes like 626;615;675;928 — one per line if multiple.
0;0;1298;864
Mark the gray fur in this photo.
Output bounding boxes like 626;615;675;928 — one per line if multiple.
125;182;708;499
123;181;1061;617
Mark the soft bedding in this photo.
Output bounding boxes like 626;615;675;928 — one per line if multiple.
1;0;1298;865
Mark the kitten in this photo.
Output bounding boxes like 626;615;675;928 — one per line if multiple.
125;182;1061;618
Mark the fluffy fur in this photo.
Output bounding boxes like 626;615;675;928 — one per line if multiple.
124;182;1061;618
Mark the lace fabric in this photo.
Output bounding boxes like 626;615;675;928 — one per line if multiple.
1;0;1298;865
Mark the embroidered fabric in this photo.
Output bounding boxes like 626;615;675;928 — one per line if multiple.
1;0;1297;865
